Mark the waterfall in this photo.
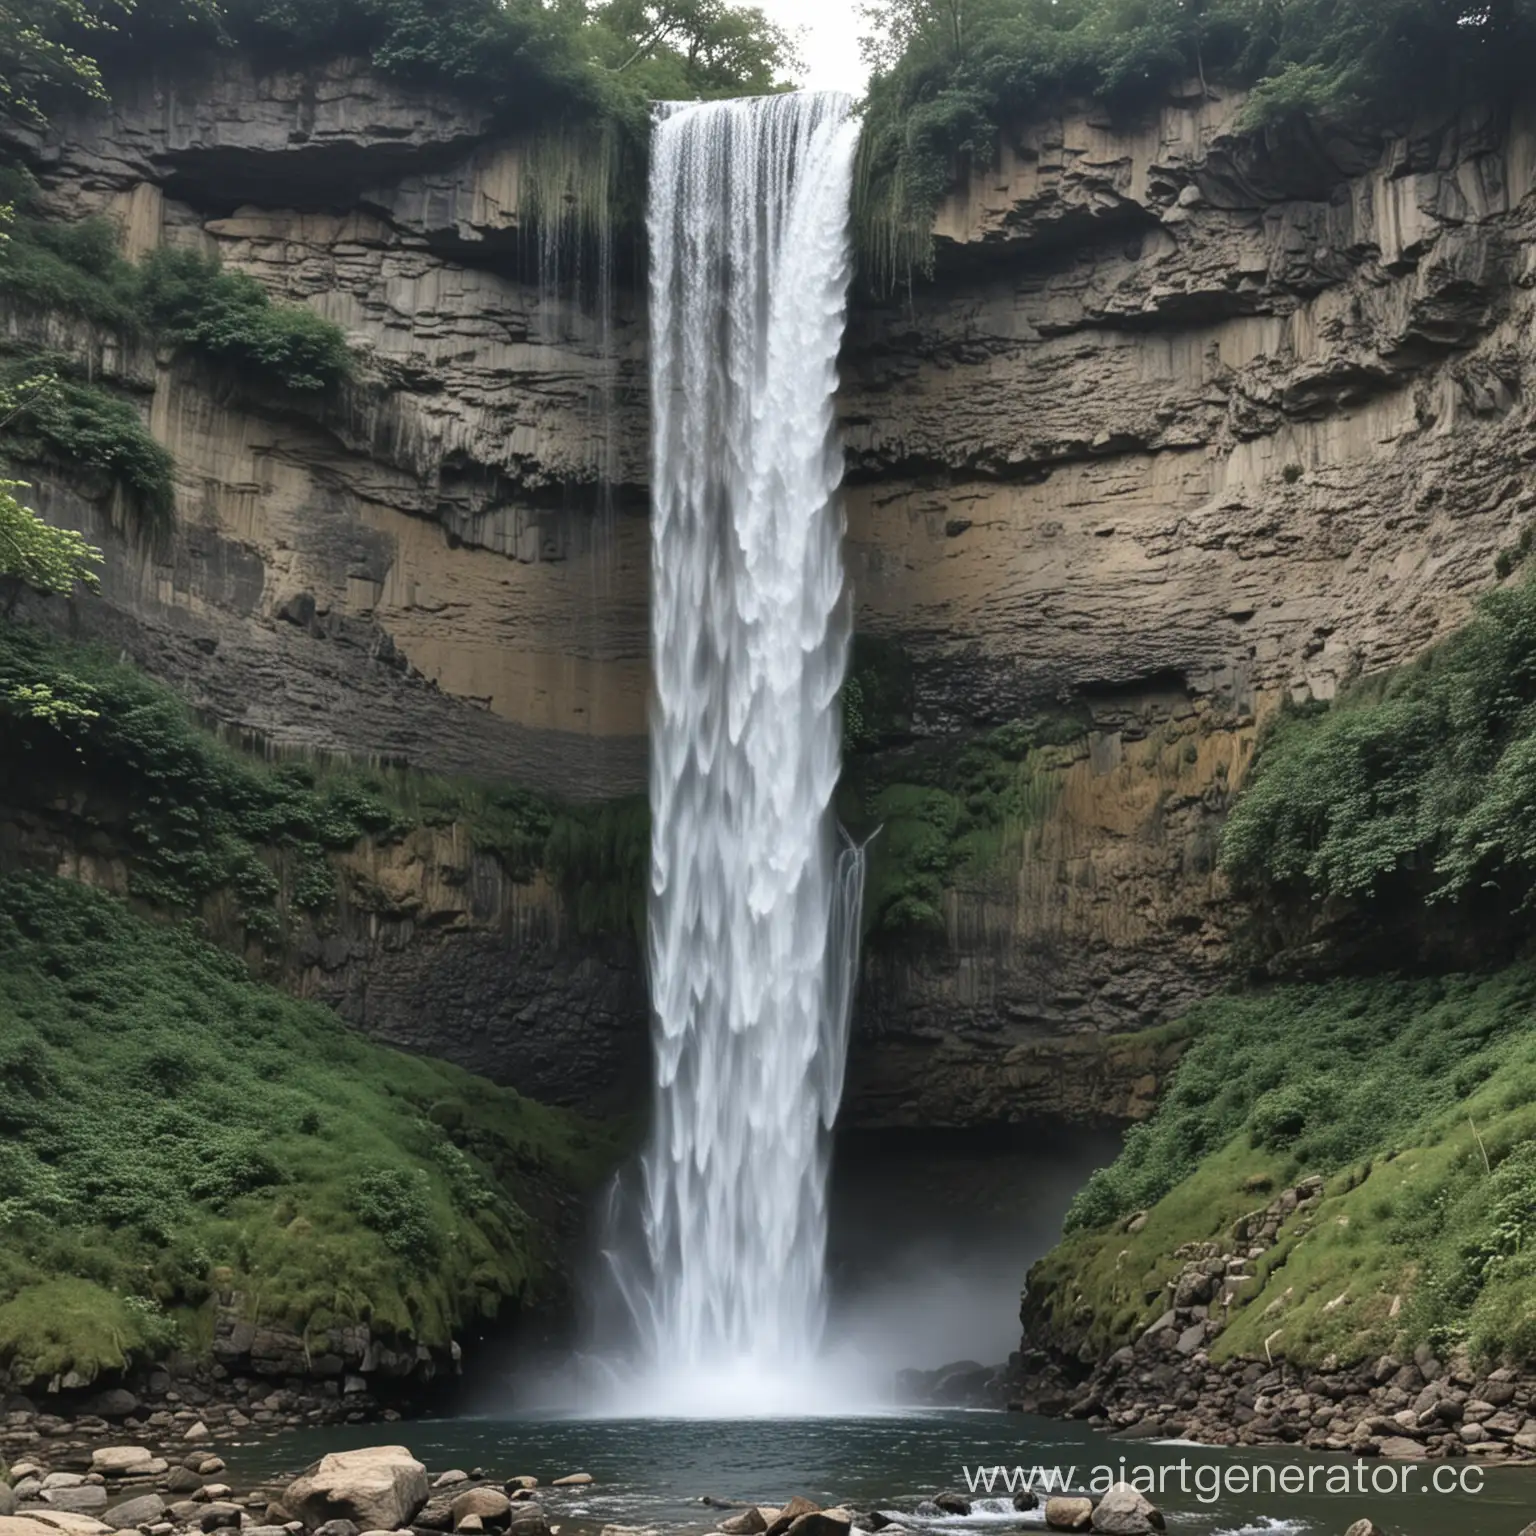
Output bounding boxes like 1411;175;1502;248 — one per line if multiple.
618;90;864;1410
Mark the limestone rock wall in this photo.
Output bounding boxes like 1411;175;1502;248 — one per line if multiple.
836;91;1536;1126
12;61;1536;1129
12;55;651;798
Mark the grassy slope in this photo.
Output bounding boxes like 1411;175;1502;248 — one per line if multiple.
1031;967;1536;1368
0;872;620;1391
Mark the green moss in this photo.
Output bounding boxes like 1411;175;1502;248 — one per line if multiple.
0;1280;178;1388
0;621;409;940
545;796;649;939
0;872;620;1390
837;708;1087;938
0;620;648;944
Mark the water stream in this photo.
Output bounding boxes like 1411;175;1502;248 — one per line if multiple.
599;91;864;1410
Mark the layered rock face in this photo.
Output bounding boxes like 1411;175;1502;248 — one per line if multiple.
836;90;1536;1125
12;64;1536;1127
13;56;650;796
5;59;655;1110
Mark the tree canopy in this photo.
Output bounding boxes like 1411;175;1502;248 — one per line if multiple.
0;0;799;138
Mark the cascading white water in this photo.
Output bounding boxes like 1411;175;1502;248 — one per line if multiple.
614;90;864;1411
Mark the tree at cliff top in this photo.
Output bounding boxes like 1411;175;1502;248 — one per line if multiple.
4;0;800;138
855;0;1536;286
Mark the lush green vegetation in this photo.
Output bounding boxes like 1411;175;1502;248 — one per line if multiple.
837;708;1086;938
1;363;174;523
138;248;353;394
841;634;916;754
0;476;99;615
856;0;1536;287
1040;574;1536;1370
0;872;617;1389
0;175;353;396
1036;962;1536;1367
0;621;647;943
0;196;139;330
1220;573;1536;930
0;621;407;941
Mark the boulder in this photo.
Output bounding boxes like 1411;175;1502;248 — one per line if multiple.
194;1462;226;1480
931;1495;970;1516
42;1492;107;1516
1343;1523;1386;1536
504;1506;549;1536
717;1511;767;1535
193;1507;245;1533
413;1497;454;1531
431;1478;468;1493
549;1477;591;1489
0;1521;68;1536
105;1497;166;1531
449;1491;510;1530
42;1479;85;1493
19;1515;111;1536
182;1428;210;1445
503;1483;536;1494
1091;1486;1161;1535
283;1450;428;1533
456;1522;481;1534
1011;1492;1038;1512
165;1471;202;1497
0;1491;14;1520
784;1512;850;1536
763;1499;818;1536
91;1455;155;1480
80;1394;139;1423
313;1524;357;1536
1044;1499;1094;1533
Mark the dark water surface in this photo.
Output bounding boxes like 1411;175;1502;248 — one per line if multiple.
221;1409;1536;1535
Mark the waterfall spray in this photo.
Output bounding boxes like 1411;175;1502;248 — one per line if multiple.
604;91;865;1412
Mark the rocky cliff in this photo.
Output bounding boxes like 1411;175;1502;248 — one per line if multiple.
9;64;1536;1128
837;89;1536;1125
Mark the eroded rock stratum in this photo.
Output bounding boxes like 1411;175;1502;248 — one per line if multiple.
11;65;1535;1124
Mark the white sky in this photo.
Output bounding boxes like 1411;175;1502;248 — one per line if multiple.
762;0;871;94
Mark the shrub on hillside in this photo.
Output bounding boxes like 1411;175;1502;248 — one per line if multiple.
1220;573;1536;915
138;248;351;394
